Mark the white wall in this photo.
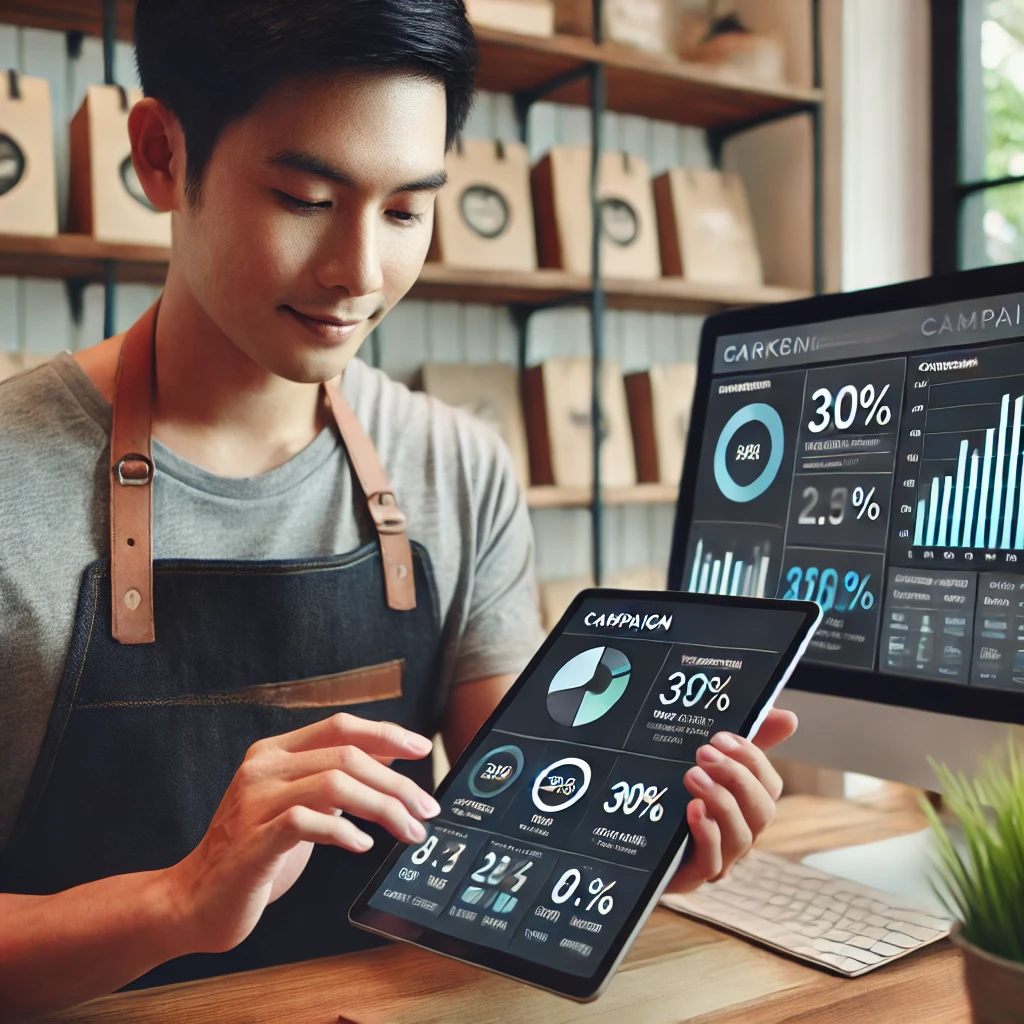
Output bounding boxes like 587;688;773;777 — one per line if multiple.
842;0;931;290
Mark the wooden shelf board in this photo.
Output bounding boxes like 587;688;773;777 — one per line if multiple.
412;264;583;307
475;28;822;129
0;236;809;312
2;0;134;40
0;233;169;284
414;264;809;313
603;276;810;313
526;483;678;509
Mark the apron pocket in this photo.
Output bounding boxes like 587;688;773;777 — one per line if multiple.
240;659;404;708
75;659;405;710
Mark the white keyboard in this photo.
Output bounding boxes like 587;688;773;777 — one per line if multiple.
660;848;953;977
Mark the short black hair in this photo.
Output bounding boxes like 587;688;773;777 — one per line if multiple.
134;0;478;203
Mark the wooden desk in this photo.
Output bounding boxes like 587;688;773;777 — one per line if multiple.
44;794;969;1024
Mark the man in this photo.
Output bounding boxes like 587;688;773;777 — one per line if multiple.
0;1;797;1019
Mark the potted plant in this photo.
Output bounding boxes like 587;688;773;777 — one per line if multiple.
921;738;1024;1024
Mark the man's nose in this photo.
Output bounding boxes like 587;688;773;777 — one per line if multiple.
314;209;384;297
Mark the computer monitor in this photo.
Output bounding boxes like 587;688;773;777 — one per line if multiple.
668;263;1024;798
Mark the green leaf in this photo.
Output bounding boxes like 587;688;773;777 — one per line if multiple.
925;738;1024;961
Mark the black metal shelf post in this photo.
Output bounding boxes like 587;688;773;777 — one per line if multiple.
588;54;606;585
101;0;118;338
514;0;824;588
510;1;611;584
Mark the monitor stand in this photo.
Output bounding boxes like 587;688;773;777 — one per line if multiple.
801;827;962;917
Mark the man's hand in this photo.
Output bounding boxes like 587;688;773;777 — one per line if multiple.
665;708;797;894
0;712;441;1022
166;712;440;954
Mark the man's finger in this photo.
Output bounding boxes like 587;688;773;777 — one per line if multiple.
747;708;798;752
262;804;375;859
684;766;752;873
266;770;429;845
272;745;440;818
708;732;785;802
664;799;721;894
695;745;776;835
270;713;433;758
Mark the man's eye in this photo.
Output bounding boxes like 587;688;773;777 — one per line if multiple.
276;190;330;211
387;209;420;224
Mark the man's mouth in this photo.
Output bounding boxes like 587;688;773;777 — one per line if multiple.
282;305;368;341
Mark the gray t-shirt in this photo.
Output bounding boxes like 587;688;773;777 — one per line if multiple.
0;353;543;847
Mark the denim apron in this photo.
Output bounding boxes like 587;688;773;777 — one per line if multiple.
0;303;445;987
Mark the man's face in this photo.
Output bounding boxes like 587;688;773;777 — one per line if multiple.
171;71;447;383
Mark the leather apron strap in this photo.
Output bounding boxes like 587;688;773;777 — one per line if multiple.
109;301;416;644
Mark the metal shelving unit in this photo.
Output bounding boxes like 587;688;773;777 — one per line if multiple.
0;1;825;549
508;0;824;581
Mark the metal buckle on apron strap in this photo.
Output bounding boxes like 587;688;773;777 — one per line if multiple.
113;454;154;487
367;491;407;534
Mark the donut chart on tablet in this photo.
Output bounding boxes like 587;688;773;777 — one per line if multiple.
546;647;631;727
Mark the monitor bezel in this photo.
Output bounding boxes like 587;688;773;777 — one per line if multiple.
667;261;1024;726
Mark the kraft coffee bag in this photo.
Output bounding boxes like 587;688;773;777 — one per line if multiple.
625;363;697;485
465;0;555;37
654;167;763;286
430;138;538;273
421;362;532;489
523;357;637;489
532;146;660;280
0;70;58;237
69;84;171;246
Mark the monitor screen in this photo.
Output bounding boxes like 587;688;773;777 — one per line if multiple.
669;267;1024;720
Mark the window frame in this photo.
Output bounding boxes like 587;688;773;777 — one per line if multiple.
932;0;1024;273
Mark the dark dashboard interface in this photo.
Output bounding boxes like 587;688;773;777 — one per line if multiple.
682;288;1024;692
362;596;808;979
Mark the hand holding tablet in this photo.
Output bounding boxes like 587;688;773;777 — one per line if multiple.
351;589;820;1001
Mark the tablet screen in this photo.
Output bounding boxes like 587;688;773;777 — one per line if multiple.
353;592;817;996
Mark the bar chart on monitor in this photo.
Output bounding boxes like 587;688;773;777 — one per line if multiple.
895;343;1024;570
683;524;785;598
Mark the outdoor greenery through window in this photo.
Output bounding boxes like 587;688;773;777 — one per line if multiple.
960;0;1024;268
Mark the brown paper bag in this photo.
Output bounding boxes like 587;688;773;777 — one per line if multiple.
420;362;531;489
555;0;671;53
465;0;555;36
69;84;171;246
0;71;58;237
533;146;660;279
0;351;51;382
608;566;667;591
540;568;664;629
430;138;537;272
540;575;593;630
625;363;697;485
523;357;637;489
654;167;763;286
684;30;786;84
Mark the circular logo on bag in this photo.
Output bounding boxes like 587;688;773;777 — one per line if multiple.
460;184;510;239
120;155;158;211
599;197;639;247
0;134;26;196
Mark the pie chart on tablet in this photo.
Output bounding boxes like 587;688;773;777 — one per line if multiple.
546;647;631;727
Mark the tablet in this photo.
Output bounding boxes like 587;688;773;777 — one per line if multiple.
350;589;821;1001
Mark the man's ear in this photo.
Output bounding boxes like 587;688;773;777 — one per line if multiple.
127;97;185;213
